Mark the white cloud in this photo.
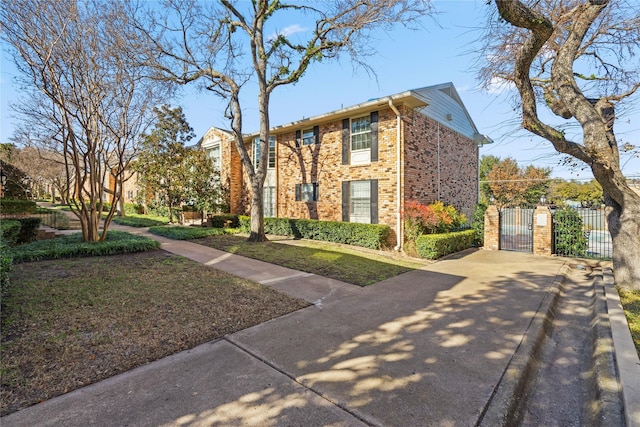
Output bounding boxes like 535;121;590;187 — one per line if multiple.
268;24;308;42
486;77;515;95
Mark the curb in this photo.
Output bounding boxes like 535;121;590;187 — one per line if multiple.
588;268;625;426
602;268;640;427
477;264;568;426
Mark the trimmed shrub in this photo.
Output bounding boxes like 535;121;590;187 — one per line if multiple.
111;215;169;227
415;230;475;260
553;208;587;257
0;238;12;296
0;219;22;246
208;214;240;228
149;226;234;240
15;217;42;244
239;216;391;249
0;199;37;215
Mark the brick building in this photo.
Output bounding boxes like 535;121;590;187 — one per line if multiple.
198;83;491;248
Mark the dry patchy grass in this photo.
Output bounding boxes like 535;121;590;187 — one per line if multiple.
1;250;308;416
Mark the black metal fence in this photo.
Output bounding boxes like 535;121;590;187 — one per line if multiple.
499;207;534;253
552;207;612;260
33;210;73;230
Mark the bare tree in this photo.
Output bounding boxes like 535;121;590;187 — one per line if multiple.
133;0;431;241
1;0;167;241
479;0;640;290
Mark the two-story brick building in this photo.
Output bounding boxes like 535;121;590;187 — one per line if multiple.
198;83;491;248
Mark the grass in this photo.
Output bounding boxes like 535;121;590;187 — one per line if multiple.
10;231;159;263
192;234;429;286
0;250;308;416
618;288;640;356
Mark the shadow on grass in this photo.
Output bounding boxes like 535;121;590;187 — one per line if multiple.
193;234;426;286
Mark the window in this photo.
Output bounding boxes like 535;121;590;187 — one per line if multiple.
264;186;275;217
302;128;315;145
296;126;319;147
253;136;276;168
295;183;318;202
206;144;221;171
342;111;378;165
351;116;371;151
342;179;378;224
349;181;371;223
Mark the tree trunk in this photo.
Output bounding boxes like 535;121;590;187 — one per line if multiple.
247;180;267;242
606;194;640;291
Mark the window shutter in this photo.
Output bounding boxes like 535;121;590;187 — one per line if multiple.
370;111;379;162
295;184;301;201
313;182;319;201
313;125;320;145
295;130;301;148
342;119;349;165
342;181;349;222
370;179;378;224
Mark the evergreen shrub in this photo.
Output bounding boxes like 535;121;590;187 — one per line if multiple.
415;230;475;260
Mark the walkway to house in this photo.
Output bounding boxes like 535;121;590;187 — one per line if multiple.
3;221;638;426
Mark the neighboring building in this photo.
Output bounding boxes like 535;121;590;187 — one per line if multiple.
199;83;491;248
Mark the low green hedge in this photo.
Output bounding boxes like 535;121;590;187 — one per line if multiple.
149;225;236;240
0;199;37;215
0;219;21;246
0;238;12;296
11;230;160;263
15;217;42;244
415;230;475;260
207;214;240;228
239;216;391;249
111;214;169;227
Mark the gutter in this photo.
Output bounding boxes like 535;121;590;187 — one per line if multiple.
388;99;403;251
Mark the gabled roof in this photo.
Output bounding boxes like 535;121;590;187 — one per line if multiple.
247;82;491;145
412;83;490;144
199;83;492;146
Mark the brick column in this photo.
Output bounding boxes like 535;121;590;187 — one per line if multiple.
484;205;500;251
533;206;552;256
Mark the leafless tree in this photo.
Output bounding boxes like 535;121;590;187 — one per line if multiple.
133;0;432;241
478;0;640;290
1;0;168;241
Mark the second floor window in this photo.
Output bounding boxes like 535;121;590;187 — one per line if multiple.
253;136;276;168
351;116;371;151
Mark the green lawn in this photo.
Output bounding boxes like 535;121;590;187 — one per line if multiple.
618;288;640;356
192;234;429;286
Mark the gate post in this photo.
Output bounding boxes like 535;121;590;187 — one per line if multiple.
533;205;552;256
484;205;500;251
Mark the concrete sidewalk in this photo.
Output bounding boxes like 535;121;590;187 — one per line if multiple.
2;226;635;426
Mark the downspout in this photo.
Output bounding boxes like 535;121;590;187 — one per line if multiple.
437;122;441;200
388;99;402;251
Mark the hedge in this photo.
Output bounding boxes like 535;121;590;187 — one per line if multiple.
0;199;37;215
15;217;42;244
0;238;12;296
415;229;475;260
239;216;391;249
207;214;240;228
0;219;22;246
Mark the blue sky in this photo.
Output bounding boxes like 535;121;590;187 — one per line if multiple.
1;0;638;180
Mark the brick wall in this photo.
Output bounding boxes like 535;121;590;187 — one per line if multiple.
227;105;479;242
404;111;479;219
275;107;400;234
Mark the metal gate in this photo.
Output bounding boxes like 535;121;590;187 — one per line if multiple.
500;207;534;253
552;207;612;260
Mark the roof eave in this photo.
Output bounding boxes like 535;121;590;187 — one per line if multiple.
245;91;428;140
